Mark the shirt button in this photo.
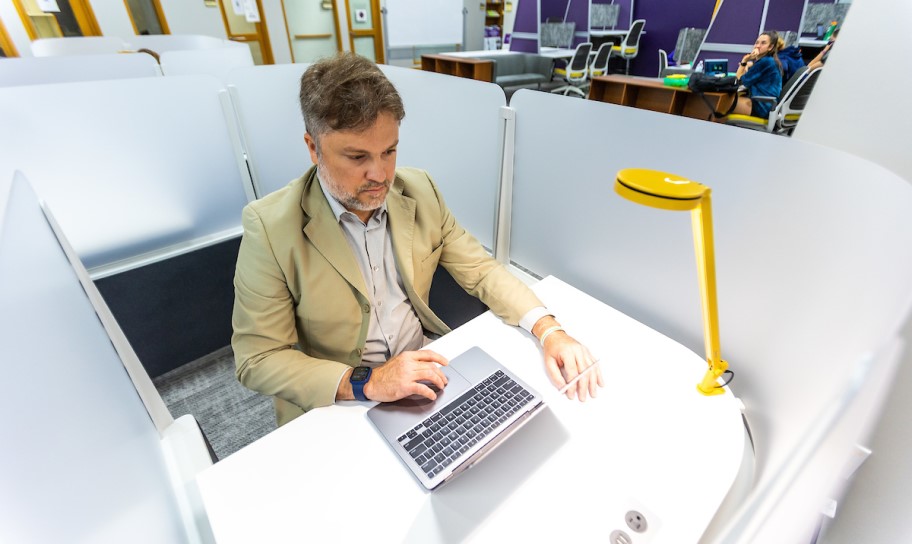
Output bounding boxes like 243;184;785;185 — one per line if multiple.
362;303;370;313
377;301;382;307
372;266;379;271
388;335;394;341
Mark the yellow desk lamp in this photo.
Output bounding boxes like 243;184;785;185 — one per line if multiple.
614;168;729;396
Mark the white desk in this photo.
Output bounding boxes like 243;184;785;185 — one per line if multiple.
197;276;747;542
539;46;577;59
590;29;630;38
798;38;828;48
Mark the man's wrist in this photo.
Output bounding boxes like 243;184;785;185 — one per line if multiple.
532;315;561;342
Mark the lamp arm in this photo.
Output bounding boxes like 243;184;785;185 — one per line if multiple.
691;192;728;395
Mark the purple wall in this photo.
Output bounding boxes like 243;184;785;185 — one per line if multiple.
628;0;716;76
512;0;540;53
765;0;805;33
705;1;764;44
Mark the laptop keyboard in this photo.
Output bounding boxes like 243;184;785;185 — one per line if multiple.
396;369;534;479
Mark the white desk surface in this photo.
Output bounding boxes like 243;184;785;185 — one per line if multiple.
798;37;828;48
442;49;517;58
197;276;746;543
590;29;631;37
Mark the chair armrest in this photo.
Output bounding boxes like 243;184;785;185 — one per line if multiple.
752;95;777;104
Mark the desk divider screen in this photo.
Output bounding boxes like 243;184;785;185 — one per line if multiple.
0;53;162;87
506;89;912;529
0;76;249;272
0;174;190;543
225;64;507;250
159;47;255;82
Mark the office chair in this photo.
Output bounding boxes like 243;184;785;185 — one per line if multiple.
551;42;593;97
612;19;645;75
658;48;693;78
582;42;613;95
725;67;822;134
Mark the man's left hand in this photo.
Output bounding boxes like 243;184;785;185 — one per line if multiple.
534;317;603;401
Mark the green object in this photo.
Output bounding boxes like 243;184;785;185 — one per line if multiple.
664;75;689;87
822;21;837;41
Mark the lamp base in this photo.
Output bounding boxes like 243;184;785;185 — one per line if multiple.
697;360;729;396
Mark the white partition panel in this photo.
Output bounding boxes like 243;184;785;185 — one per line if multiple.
125;34;232;52
0;76;249;272
160;47;254;82
0;175;190;543
225;64;506;249
0;53;161;87
508;89;912;521
31;36;127;56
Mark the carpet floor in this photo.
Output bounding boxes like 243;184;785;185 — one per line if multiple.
153;345;276;460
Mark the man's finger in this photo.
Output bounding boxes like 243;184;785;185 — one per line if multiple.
544;358;567;390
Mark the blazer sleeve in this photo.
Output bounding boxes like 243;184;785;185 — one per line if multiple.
231;204;349;412
423;172;544;325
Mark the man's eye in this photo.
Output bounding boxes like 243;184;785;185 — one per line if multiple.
385;149;397;156
348;155;365;161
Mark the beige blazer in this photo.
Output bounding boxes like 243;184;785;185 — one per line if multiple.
232;166;543;426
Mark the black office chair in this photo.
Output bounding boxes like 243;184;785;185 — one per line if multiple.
551;42;593;97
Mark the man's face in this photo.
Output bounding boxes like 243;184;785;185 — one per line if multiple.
305;112;399;222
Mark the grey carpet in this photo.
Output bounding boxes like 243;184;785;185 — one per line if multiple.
153;345;276;460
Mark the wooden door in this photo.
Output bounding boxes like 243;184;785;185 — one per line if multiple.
344;0;384;62
218;0;274;65
123;0;170;35
282;0;341;63
13;0;101;39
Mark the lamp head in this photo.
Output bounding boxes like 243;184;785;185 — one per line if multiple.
615;168;709;211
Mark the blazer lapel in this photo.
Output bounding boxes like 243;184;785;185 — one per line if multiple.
386;177;416;291
300;168;368;299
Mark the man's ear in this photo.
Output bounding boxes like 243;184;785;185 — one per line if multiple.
304;133;320;165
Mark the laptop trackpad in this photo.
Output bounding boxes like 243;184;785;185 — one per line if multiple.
374;364;472;415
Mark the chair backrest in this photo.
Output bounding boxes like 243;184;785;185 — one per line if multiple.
777;67;823;128
623;19;646;50
658;48;668;77
590;42;613;76
780;65;810;101
568;42;593;73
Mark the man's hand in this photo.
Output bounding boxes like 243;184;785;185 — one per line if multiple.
533;316;603;401
363;350;449;402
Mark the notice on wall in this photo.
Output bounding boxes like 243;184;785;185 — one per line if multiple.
36;0;60;13
244;0;261;22
231;0;245;16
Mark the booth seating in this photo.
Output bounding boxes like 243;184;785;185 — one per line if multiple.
472;53;554;89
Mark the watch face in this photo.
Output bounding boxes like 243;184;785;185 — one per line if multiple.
351;366;371;382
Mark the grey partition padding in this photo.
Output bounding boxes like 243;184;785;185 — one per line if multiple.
507;89;912;508
30;36;127;56
0;75;248;271
0;175;189;543
226;63;506;249
160;47;254;82
0;53;161;87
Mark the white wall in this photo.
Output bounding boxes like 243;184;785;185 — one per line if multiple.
794;0;912;541
158;0;227;38
92;0;136;39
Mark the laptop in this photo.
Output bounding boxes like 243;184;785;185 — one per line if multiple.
704;58;729;76
367;346;546;490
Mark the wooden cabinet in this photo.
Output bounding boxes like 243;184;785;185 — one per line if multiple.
589;75;736;122
420;54;494;82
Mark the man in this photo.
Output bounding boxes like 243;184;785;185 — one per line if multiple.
232;53;602;426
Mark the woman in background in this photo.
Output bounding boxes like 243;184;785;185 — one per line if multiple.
733;30;784;118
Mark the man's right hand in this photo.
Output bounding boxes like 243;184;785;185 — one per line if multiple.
363;350;449;402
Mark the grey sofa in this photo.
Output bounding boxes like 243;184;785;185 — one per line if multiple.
474;54;554;89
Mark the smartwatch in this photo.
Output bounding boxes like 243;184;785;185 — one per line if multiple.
349;366;372;401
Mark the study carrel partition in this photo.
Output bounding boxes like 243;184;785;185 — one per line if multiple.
506;88;912;538
0;174;213;543
0;53;161;87
0;76;252;376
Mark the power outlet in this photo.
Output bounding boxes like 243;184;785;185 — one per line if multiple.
609;529;633;544
625;510;648;533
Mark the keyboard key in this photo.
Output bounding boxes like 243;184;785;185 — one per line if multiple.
409;443;428;458
407;430;417;439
